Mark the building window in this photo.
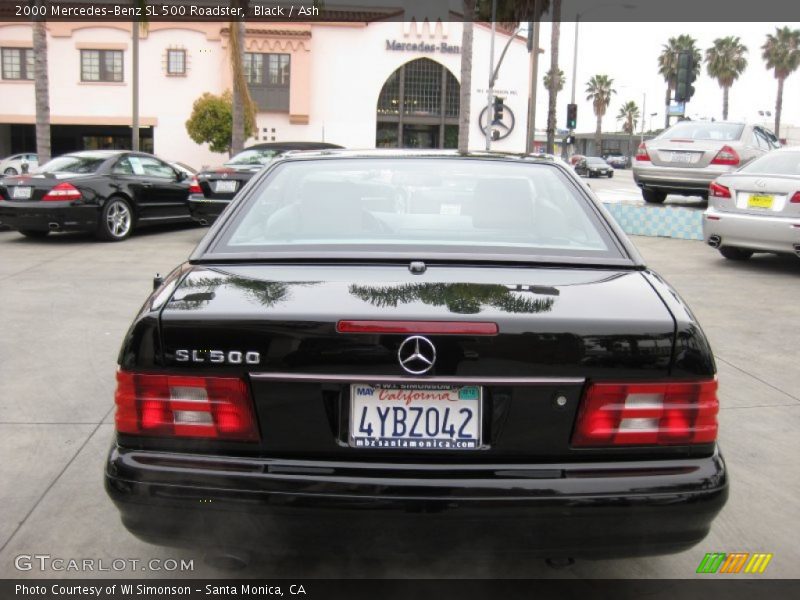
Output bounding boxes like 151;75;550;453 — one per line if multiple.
81;49;123;82
245;52;290;111
376;58;461;150
2;47;34;80
166;49;186;76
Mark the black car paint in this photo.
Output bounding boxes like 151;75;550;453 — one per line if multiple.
188;142;343;224
106;152;726;557
0;151;193;235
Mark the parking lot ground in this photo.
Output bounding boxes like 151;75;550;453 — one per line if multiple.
588;167;707;208
0;226;798;579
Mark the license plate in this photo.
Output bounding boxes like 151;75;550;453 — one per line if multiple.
214;180;238;194
670;151;696;163
350;383;482;450
12;186;32;199
747;194;773;209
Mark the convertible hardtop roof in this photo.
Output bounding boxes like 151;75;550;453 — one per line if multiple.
267;149;561;163
246;142;344;152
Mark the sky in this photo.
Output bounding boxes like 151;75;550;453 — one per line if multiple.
529;21;800;135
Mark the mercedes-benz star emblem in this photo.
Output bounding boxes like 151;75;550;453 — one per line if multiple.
397;336;437;375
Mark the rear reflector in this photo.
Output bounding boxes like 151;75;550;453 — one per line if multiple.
42;182;81;201
336;320;498;335
635;142;650;162
114;371;259;441
710;145;740;166
572;380;718;447
709;182;732;199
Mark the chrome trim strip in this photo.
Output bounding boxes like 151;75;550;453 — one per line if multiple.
249;372;585;386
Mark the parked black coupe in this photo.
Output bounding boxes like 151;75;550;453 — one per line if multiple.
575;156;614;178
189;141;343;225
106;151;726;560
0;150;193;241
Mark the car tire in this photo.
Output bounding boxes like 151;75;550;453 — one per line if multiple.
4;167;17;175
642;189;666;204
608;172;614;178
719;247;753;261
97;197;134;242
19;229;49;239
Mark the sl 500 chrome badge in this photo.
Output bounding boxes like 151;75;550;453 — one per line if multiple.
175;349;261;365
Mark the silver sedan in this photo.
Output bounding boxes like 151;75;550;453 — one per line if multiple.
633;121;780;204
703;147;800;260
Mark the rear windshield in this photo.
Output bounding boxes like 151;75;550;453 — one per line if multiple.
661;122;744;141
738;152;800;176
226;149;281;166
214;158;622;260
35;155;106;174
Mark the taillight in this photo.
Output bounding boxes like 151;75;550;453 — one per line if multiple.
188;177;202;194
42;182;81;201
710;145;740;166
709;182;732;199
114;371;259;441
790;191;800;204
572;380;718;447
635;143;650;162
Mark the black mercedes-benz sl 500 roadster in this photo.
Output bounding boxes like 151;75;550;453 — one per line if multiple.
105;151;727;560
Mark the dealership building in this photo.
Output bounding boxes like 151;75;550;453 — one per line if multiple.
0;15;533;169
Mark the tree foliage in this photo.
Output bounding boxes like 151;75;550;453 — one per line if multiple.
185;91;254;154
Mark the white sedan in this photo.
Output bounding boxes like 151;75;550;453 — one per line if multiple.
704;147;800;260
0;153;39;176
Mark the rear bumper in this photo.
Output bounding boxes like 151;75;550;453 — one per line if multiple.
0;200;98;232
105;445;728;558
188;196;228;223
703;208;800;254
633;164;732;194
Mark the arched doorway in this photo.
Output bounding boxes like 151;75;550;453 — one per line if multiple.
376;58;460;149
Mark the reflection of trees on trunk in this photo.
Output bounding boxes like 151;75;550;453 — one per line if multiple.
349;283;555;315
169;275;316;310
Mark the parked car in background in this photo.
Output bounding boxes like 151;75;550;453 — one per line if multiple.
189;141;343;225
0;150;193;241
704;147;800;260
605;154;629;169
0;152;38;175
633;121;780;204
106;150;727;560
575;156;614;178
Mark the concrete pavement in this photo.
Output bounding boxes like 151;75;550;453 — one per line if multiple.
0;225;797;579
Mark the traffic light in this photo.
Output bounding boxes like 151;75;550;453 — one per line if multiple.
493;96;504;122
566;103;577;130
675;51;697;103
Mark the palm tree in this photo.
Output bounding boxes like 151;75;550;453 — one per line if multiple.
616;100;640;156
657;35;701;127
706;37;748;120
762;26;800;139
32;5;50;165
586;74;615;153
230;0;255;155
543;68;564;93
458;1;476;153
545;0;561;155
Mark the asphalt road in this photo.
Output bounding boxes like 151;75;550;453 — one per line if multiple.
0;224;798;579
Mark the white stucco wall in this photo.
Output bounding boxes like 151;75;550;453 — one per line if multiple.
0;21;532;165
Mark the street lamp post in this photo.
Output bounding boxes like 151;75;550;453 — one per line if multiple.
569;3;634;155
485;0;497;151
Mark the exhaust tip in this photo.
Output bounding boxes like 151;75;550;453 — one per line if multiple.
793;244;800;258
708;235;721;248
199;219;208;226
48;222;60;231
